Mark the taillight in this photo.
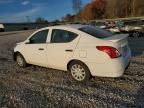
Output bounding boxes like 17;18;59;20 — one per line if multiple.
96;46;121;59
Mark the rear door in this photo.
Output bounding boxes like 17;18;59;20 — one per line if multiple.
46;29;79;70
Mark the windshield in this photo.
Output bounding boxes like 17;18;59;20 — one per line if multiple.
79;26;113;39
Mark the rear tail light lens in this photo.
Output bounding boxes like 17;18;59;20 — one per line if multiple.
96;46;121;58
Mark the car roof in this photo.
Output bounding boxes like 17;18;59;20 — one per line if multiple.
55;24;86;29
42;24;87;30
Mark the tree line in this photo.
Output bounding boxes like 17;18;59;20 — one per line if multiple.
63;0;144;22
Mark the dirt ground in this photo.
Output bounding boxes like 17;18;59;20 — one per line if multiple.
0;31;144;108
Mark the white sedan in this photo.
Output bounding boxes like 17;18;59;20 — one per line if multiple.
14;24;131;82
0;24;4;32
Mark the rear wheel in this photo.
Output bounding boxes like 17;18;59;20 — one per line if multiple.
69;61;91;82
16;54;27;67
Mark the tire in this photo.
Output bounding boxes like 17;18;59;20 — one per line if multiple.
69;61;91;82
129;32;133;37
0;29;4;32
142;33;144;37
132;32;139;38
16;53;27;67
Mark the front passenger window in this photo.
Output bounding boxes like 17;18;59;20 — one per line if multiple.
29;30;48;44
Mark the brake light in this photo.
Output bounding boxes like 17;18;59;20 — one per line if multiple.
96;46;121;58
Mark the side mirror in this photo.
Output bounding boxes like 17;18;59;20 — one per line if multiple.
25;40;30;44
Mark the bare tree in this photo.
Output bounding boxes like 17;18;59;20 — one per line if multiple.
131;0;144;16
105;0;144;18
72;0;82;13
62;14;75;22
35;17;48;23
69;0;144;21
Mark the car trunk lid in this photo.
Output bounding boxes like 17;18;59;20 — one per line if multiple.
104;34;129;57
104;34;128;42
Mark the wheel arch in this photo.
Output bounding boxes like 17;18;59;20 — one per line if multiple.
67;59;90;71
13;51;23;61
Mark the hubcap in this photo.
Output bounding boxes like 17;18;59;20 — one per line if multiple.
71;64;86;81
17;56;24;66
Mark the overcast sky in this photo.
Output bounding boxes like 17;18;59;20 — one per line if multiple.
0;0;91;23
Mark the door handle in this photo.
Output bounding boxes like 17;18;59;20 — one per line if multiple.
65;49;73;52
38;48;44;50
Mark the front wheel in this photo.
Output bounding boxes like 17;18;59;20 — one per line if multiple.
69;61;91;82
0;29;4;32
16;54;27;67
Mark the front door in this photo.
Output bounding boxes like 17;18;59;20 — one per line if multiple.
23;29;49;67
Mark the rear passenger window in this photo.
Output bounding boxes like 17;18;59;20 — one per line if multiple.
51;29;78;43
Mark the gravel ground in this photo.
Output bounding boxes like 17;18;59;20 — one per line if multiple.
0;31;144;108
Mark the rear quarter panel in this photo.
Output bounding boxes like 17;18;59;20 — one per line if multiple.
72;33;116;64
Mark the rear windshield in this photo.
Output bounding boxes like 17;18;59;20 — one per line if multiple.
79;26;113;39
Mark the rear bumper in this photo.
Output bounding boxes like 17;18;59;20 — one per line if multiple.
86;50;131;77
